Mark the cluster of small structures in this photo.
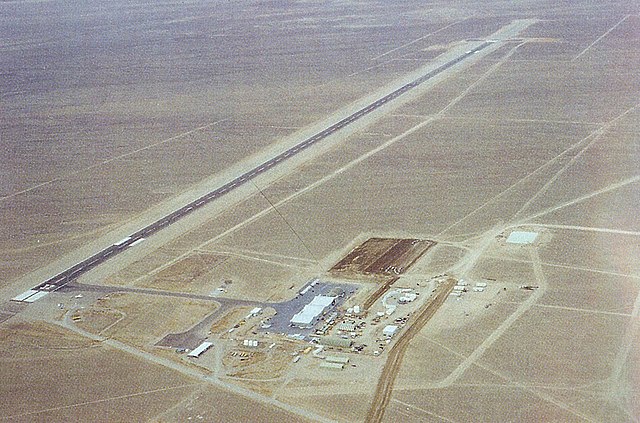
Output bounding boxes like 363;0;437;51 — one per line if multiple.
171;272;443;377
96;238;450;379
448;279;489;299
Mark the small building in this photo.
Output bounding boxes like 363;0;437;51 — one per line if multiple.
506;231;538;245
475;282;488;288
23;291;49;303
383;325;399;337
246;307;262;318
187;341;213;358
398;292;417;303
337;322;357;332
320;336;352;349
325;355;350;364
11;290;39;302
320;361;344;370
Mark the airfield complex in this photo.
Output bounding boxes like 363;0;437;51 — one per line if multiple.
1;1;639;422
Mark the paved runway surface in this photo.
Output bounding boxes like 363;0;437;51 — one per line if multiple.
28;42;491;294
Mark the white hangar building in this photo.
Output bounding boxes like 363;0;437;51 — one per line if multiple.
290;295;336;328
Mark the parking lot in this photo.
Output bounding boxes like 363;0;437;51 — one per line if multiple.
261;278;358;337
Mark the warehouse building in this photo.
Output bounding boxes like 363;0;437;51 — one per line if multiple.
290;295;336;328
188;341;213;358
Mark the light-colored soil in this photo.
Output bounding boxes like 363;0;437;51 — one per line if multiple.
223;342;297;381
0;321;198;422
210;306;252;335
73;307;124;334
1;2;638;423
142;252;229;292
155;385;315;423
80;293;215;347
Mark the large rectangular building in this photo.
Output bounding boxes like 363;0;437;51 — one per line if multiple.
188;341;213;358
290;295;336;328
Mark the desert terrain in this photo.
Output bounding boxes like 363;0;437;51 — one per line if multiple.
1;0;638;422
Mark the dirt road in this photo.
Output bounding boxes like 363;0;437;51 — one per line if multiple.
365;277;456;423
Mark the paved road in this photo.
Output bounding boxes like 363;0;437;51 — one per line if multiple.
63;278;357;349
28;42;492;295
59;282;261;307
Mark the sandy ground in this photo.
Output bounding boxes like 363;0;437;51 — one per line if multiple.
1;0;638;422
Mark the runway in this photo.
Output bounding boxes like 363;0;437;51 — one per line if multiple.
24;41;494;296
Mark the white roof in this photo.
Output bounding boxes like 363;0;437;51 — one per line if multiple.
383;325;398;336
291;305;324;325
325;355;350;364
12;290;39;302
187;341;213;357
309;295;335;307
320;361;344;370
23;291;49;303
290;296;336;326
249;307;262;315
400;293;417;301
113;236;132;246
506;231;538;244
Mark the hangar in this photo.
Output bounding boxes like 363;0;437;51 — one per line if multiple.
290;295;336;328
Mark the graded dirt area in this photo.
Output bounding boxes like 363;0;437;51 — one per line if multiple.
223;342;298;381
331;238;436;279
329;237;436;311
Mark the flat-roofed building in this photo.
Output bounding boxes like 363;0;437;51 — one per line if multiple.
383;325;399;337
320;336;353;349
337;322;357;332
11;290;39;302
325;355;350;364
506;231;538;244
188;341;213;358
23;291;49;303
290;295;336;328
320;361;344;370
